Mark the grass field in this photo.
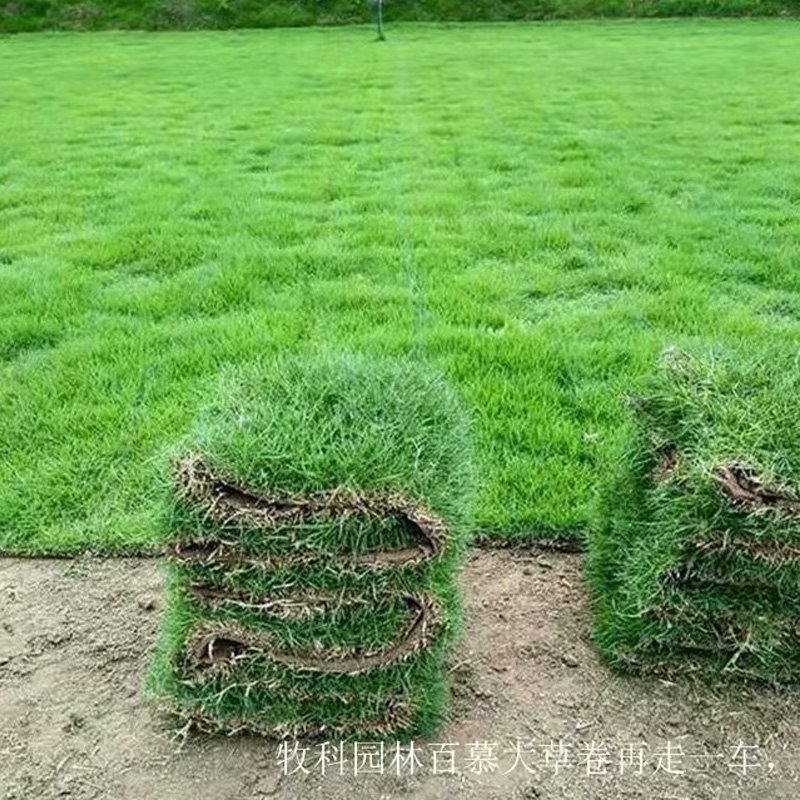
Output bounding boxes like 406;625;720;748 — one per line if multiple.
1;21;799;555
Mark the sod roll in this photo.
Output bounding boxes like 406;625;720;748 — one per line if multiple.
149;353;473;737
588;348;800;682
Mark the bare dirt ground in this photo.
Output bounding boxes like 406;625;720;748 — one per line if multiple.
2;549;800;800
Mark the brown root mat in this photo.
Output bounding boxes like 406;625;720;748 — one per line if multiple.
714;462;800;518
173;457;447;567
186;584;373;620
664;567;782;596
649;609;800;652
686;532;800;564
168;535;441;571
183;694;412;739
183;593;440;677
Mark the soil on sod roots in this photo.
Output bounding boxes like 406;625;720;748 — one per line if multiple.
1;550;799;800
183;592;439;675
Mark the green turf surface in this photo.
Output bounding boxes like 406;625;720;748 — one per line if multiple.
2;21;800;554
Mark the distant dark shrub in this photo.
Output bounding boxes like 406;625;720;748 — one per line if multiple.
149;0;202;29
1;0;798;32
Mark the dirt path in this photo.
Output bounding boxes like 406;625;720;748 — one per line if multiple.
1;550;799;800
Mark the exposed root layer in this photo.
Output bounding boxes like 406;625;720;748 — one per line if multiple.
617;648;798;684
187;584;373;621
169;536;438;572
714;462;800;518
183;593;440;677
664;569;800;613
649;607;800;653
182;693;412;739
664;567;778;596
174;457;446;567
686;532;800;565
651;445;679;485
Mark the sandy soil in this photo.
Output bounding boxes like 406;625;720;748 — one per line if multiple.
1;549;799;800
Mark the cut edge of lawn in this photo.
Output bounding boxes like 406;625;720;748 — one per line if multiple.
474;530;587;552
0;530;587;559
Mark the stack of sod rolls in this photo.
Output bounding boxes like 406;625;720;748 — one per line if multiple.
149;353;473;738
589;348;800;682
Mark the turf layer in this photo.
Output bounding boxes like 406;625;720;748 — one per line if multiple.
148;354;473;737
2;22;800;553
588;349;800;683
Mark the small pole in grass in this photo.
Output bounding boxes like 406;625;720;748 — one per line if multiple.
370;0;386;41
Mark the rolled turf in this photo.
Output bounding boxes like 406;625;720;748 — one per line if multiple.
588;348;800;682
148;352;473;737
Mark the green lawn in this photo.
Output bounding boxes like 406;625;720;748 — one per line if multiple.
1;20;799;555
